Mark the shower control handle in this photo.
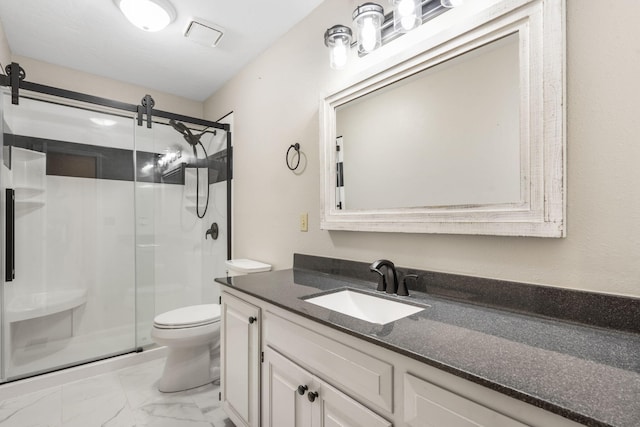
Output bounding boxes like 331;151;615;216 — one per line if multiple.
248;316;257;324
205;223;219;240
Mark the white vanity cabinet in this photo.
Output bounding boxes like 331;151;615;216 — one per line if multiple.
221;292;261;427
221;287;583;427
262;347;392;427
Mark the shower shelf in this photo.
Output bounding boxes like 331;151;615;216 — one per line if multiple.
15;201;45;213
6;289;88;323
11;146;45;162
161;163;186;185
185;205;199;215
185;194;206;202
15;187;45;199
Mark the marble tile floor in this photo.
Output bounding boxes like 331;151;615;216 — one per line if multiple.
0;357;235;427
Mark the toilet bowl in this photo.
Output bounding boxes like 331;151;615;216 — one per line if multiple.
151;304;220;392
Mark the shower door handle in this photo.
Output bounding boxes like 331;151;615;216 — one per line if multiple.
5;188;15;282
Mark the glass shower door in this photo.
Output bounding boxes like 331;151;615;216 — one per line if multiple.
134;119;229;348
1;90;137;381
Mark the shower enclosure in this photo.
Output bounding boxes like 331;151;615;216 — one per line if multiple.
0;64;231;382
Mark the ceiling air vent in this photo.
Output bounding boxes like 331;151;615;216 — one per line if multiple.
184;20;224;47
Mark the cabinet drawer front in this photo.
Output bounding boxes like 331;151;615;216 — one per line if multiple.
265;311;393;413
404;373;529;427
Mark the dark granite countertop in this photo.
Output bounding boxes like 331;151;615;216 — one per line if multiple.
216;267;640;427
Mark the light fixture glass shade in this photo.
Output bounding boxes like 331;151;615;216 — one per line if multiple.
391;0;421;32
115;0;176;32
324;25;353;70
352;3;385;54
440;0;465;8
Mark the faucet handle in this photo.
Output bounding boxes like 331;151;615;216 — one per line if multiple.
398;274;418;296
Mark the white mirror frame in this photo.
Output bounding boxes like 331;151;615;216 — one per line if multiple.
320;0;565;237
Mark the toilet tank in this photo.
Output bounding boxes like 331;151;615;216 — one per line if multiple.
225;259;272;277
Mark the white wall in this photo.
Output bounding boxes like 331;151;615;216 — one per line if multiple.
0;19;10;72
11;55;203;119
204;0;640;298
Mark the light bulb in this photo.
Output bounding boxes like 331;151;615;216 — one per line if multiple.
440;0;465;8
392;0;420;33
324;25;352;70
352;3;383;53
361;17;377;52
330;39;349;69
398;0;414;16
401;14;417;30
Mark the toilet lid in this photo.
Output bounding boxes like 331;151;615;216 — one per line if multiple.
153;304;220;328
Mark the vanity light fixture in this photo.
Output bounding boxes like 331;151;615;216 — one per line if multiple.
352;3;385;54
390;0;422;32
324;0;466;69
324;25;353;70
114;0;176;32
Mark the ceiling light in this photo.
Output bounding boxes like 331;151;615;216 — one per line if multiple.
114;0;176;32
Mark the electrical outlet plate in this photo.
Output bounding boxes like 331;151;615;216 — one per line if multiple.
300;213;308;232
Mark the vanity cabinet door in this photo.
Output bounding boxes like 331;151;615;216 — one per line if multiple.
316;380;392;427
221;292;261;427
263;347;392;427
262;347;314;427
404;373;528;427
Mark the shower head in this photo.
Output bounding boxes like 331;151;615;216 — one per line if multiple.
169;119;201;146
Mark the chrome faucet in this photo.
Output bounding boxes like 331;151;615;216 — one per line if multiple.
369;259;398;295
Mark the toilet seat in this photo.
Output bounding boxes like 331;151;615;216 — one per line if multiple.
153;304;220;329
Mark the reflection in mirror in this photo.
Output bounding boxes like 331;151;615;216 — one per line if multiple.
335;33;520;210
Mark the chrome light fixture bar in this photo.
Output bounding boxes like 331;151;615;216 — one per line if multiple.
324;0;465;68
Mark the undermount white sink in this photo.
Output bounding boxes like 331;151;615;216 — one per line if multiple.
305;289;426;325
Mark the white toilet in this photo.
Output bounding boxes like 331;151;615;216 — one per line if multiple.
151;304;221;392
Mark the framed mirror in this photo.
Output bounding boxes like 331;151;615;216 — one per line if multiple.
320;0;565;237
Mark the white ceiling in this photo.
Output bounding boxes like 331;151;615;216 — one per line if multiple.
0;0;325;101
